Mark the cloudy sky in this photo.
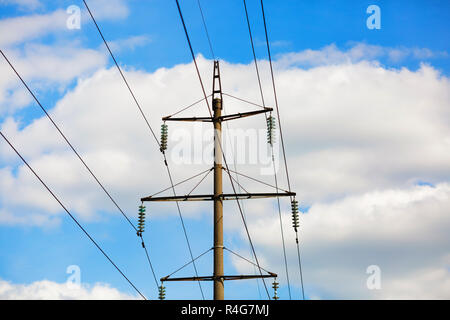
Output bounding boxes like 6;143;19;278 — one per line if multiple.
0;0;449;300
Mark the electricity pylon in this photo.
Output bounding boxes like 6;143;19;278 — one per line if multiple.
140;61;295;300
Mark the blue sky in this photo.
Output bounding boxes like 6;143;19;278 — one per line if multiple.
2;0;449;70
0;0;450;300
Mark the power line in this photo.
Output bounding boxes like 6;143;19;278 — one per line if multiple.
222;92;265;109
0;48;161;295
197;0;215;60
139;234;160;289
295;234;305;299
260;0;305;299
82;0;160;147
193;9;266;298
224;247;273;274
242;0;292;299
225;168;289;193
222;100;263;298
0;130;146;300
165;247;213;279
187;168;213;196
150;168;213;198
0;49;138;234
272;160;292;299
225;169;250;194
175;0;213;118
175;0;270;299
83;0;205;299
242;0;267;108
167;95;212;118
259;0;292;193
162;152;206;299
0;0;302;301
206;4;270;289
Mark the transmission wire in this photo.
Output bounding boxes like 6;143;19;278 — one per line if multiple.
197;0;215;60
175;0;270;299
0;48;162;295
243;0;292;299
199;0;265;294
0;131;147;300
84;0;205;299
260;0;305;299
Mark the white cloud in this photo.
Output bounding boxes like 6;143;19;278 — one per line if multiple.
0;9;68;48
276;43;448;68
0;278;137;299
86;0;129;21
229;183;450;299
0;44;108;115
275;62;450;202
375;267;450;299
0;0;42;11
0;62;215;224
1;50;449;220
0;1;129;48
108;35;152;53
0;1;132;114
2;44;108;83
1;44;450;299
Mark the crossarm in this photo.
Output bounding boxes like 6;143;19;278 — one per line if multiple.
141;192;295;202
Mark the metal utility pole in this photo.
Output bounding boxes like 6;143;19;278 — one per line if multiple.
141;61;295;300
213;96;224;299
